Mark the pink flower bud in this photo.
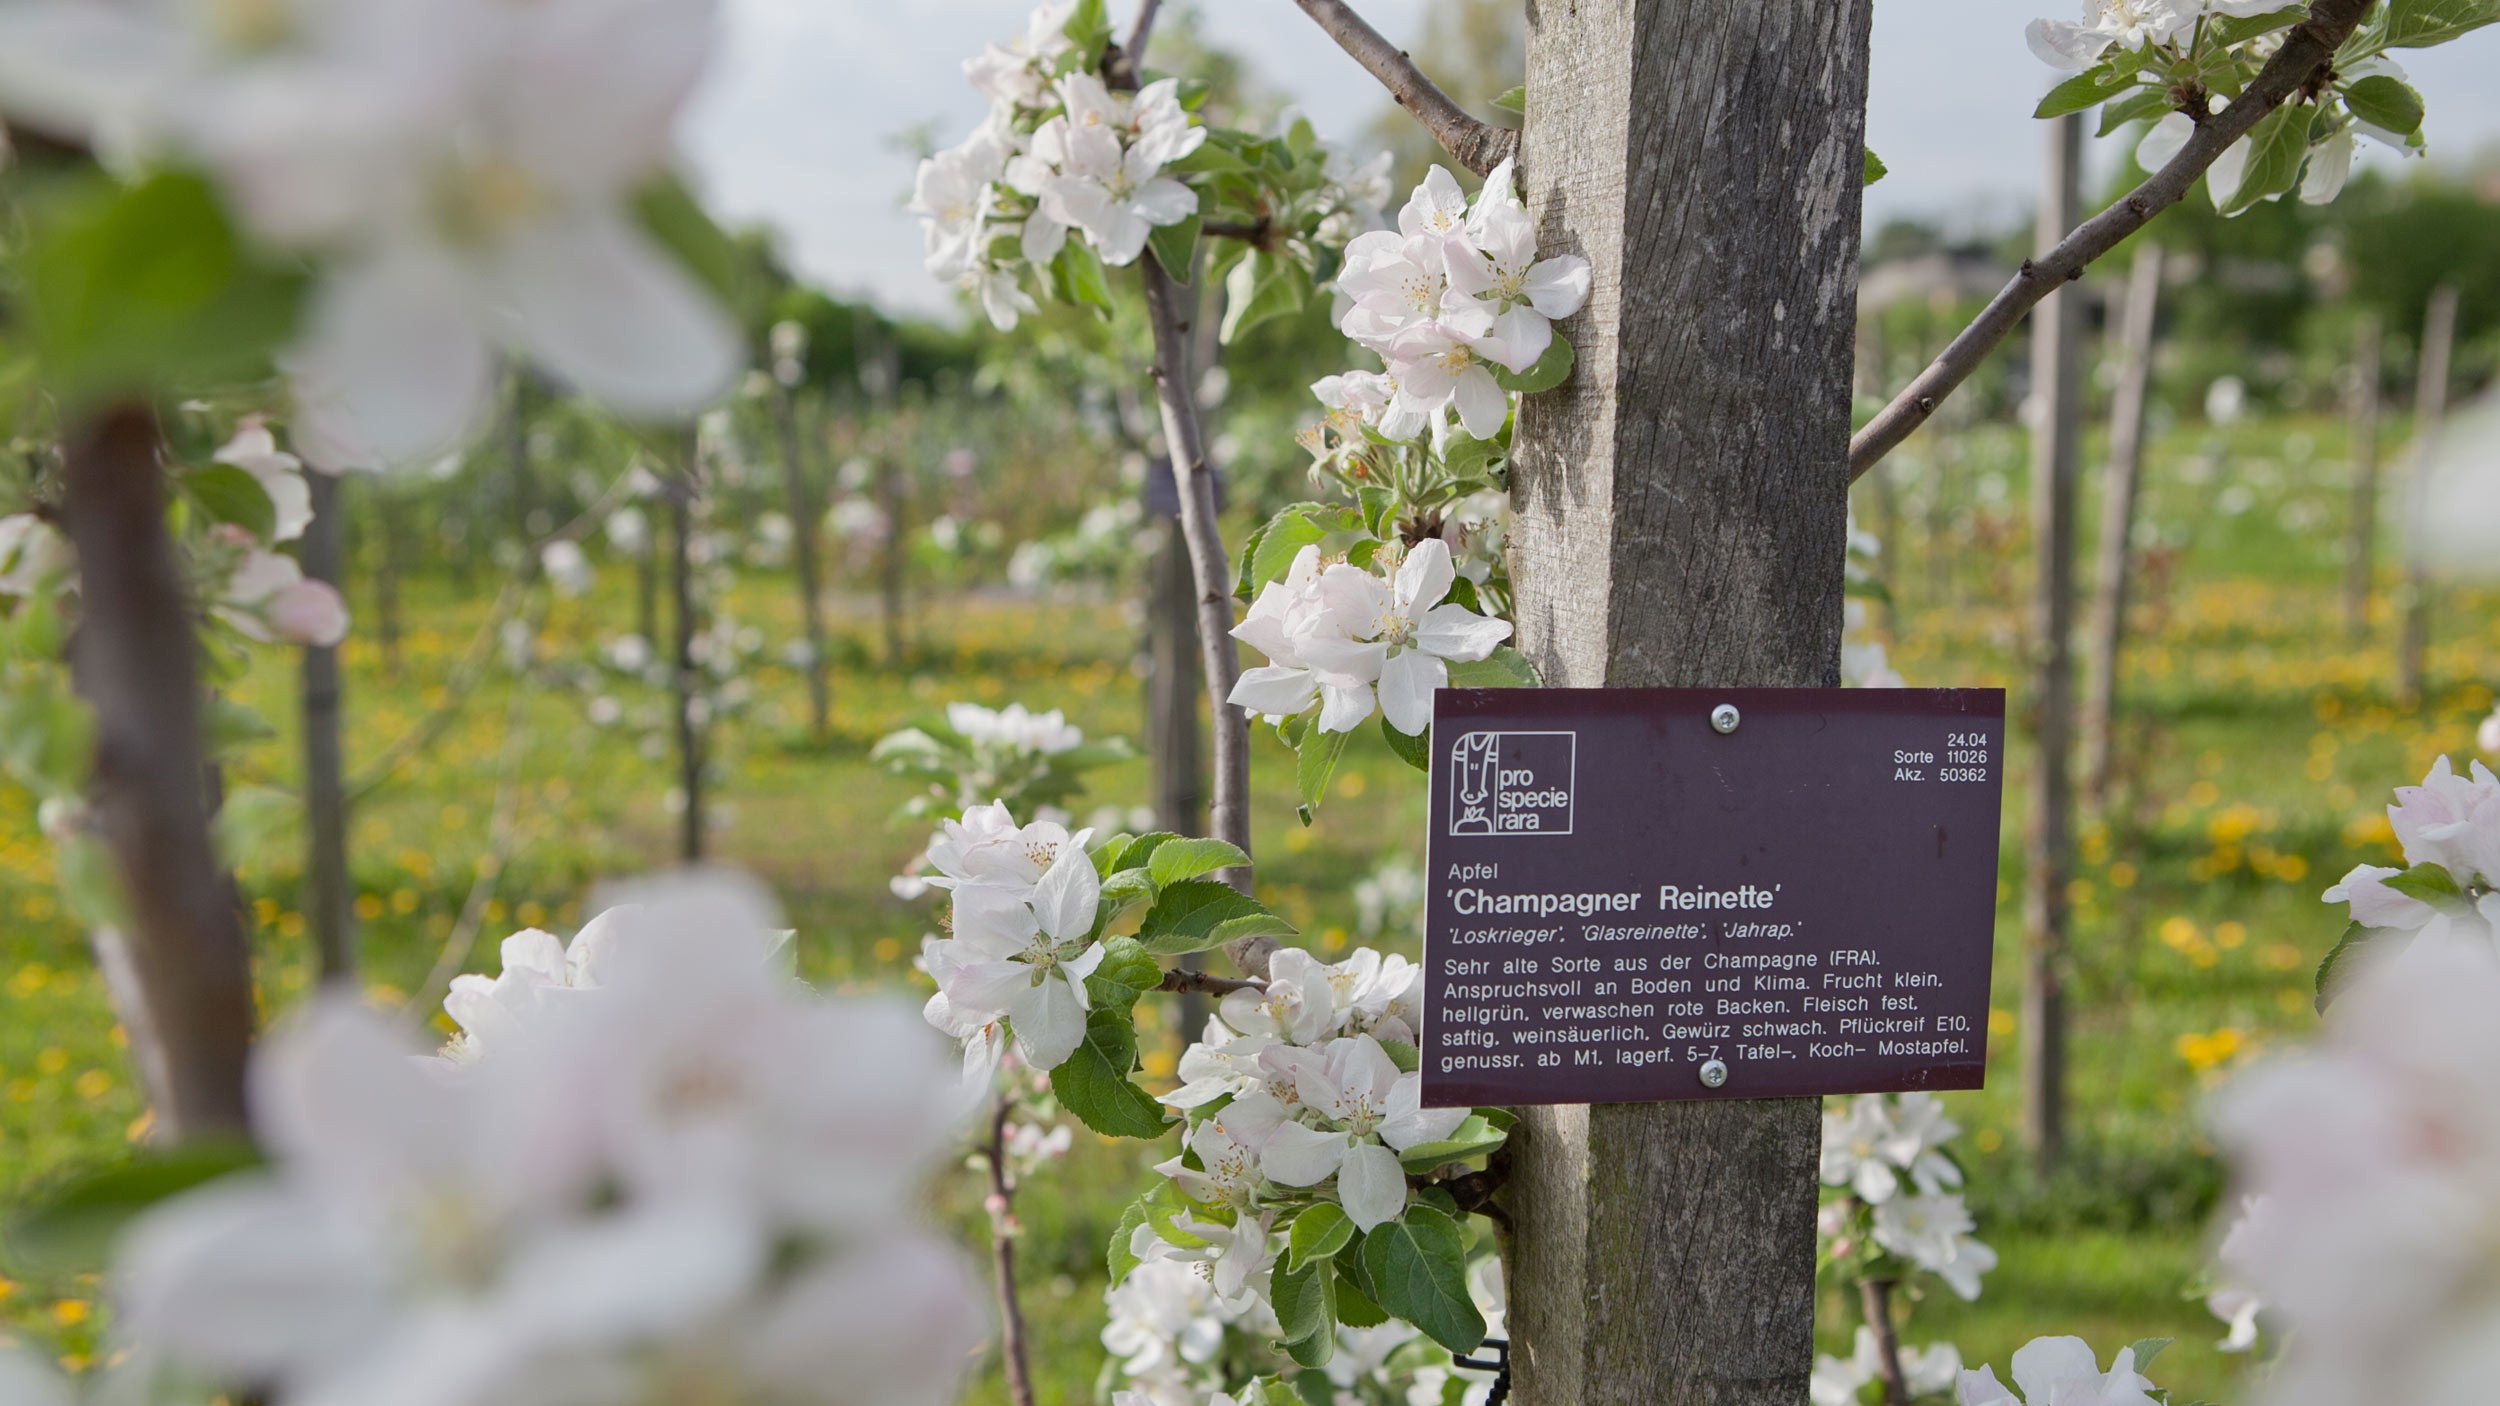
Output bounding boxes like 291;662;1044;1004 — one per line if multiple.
269;579;349;647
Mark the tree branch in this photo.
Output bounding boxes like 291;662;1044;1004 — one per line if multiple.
1290;0;1518;177
1858;1277;1910;1406
1848;0;2374;479
64;405;256;1142
983;1090;1036;1406
1157;967;1263;996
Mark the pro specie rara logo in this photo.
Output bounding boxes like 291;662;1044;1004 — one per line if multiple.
1447;731;1576;836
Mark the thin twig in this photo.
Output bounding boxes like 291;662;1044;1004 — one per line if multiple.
1849;0;2374;479
984;1090;1037;1406
1859;1278;1910;1406
1156;967;1263;996
64;405;257;1142
1289;0;1518;176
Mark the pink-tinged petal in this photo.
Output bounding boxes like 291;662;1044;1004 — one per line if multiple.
289;246;496;468
1488;304;1553;374
1130;174;1199;226
1259;1122;1350;1186
496;206;743;419
1010;973;1090;1070
1523;254;1592;319
1300;635;1390;682
269;579;350;647
1336;1141;1408;1231
946;959;1040;1018
1377;651;1442;735
1453;365;1511;439
1229;664;1318;718
1414;602;1511;662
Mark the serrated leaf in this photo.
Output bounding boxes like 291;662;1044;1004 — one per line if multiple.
1085;936;1163;1004
1296;725;1352;824
2382;0;2500;48
1108;1195;1152;1285
2344;74;2426;135
1445;646;1539;689
1060;0;1112;55
2214;103;2310;215
1103;831;1180;878
1052;238;1116;317
1149;214;1201;284
2128;1337;2176;1371
1862;146;1887;186
2036;64;2136;119
2315;920;2401;1012
186;464;277;539
1362;1205;1485;1353
1491;86;1526;116
2380;862;2462;903
1239;502;1361;600
2099;86;2174;137
2208;5;2306;44
1148;837;1250;890
1272;1256;1335;1352
1050;1006;1170;1138
1289;1202;1355;1271
1137;879;1298;955
1382;717;1431;773
1356;485;1399;540
10;1141;262;1274
1488;333;1573;394
1221;249;1313;344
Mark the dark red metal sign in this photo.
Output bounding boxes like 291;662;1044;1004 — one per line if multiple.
1422;687;2005;1108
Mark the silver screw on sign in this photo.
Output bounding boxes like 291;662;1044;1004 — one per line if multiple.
1698;1058;1729;1089
1710;703;1740;734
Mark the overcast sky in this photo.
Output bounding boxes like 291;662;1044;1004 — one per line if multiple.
680;0;2500;321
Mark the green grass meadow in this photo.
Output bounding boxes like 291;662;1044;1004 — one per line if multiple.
3;410;2497;1402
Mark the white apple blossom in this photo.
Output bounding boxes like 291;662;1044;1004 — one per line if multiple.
1227;544;1379;731
947;700;1085;755
919;822;1104;1069
1444;158;1591;375
1153;1095;1282;1210
1821;1092;1964;1205
2210;920;2500;1406
212;416;314;542
2386;755;2500;881
2322;862;2439;931
217;542;349;647
923;800;1084;901
1385;319;1512;440
1813;1326;1963;1406
1956;1337;2160;1405
1130;1210;1278;1310
1304;539;1515;734
539;538;592;597
1217;945;1343;1047
1027;76;1203;267
1257;1034;1468;1230
2025;0;2284;69
440;919;621;1062
1871;1192;1996;1300
0;513;69;597
1102;1254;1263;1403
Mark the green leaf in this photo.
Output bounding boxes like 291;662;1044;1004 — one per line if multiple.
2128;1338;2176;1371
1098;831;1180;878
1052;238;1116;318
2380;862;2462;903
1491;86;1527;116
1137;879;1297;956
10;1141;262;1274
2382;0;2500;48
26;170;308;407
186;464;277;539
1333;1270;1390;1328
1271;1255;1335;1350
1362;1205;1486;1353
1288;1202;1356;1272
1862;146;1887;186
1444;646;1540;689
635;174;741;308
1443;429;1508;484
1086;936;1163;1005
1108;1195;1153;1285
1148;214;1201;285
2036;64;2136;119
1395;1114;1510;1172
1296;725;1352;825
1148;837;1251;890
2099;86;2175;138
1380;1040;1421;1073
1488;333;1574;394
1061;0;1113;56
2208;5;2307;44
1221;249;1314;344
2344;74;2427;135
2315;920;2401;1012
1050;1006;1170;1138
2214;104;2310;216
1381;716;1431;773
1238;503;1361;600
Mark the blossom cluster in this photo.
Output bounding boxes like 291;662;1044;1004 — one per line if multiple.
910;3;1202;329
2025;0;2438;216
1819;1092;1996;1301
105;872;980;1406
1812;1326;1961;1406
1319;163;1591;441
2320;755;2500;940
916;800;1104;1078
1228;539;1511;737
0;0;742;466
1955;1338;2165;1405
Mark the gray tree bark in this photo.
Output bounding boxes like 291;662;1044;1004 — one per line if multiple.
2397;284;2457;711
2341;313;2384;644
2021;114;2085;1174
301;469;355;985
773;381;833;743
2081;244;2164;812
1502;3;1871;1401
666;452;707;863
64;407;256;1141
